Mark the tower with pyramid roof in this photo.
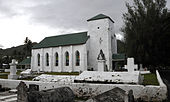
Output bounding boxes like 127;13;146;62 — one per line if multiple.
87;14;117;71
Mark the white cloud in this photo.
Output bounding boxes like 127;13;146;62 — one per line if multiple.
0;14;80;48
116;33;124;41
0;0;169;48
0;44;3;48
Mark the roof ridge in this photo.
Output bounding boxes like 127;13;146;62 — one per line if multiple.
87;14;114;23
46;31;88;38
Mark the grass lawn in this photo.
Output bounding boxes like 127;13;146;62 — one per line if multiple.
44;72;80;75
0;70;22;79
142;73;159;86
0;73;8;79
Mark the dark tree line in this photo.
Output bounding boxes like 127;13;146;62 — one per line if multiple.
122;0;170;67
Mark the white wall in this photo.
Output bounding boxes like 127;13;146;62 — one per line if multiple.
109;19;117;54
31;44;88;72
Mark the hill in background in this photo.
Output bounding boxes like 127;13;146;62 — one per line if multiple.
0;42;37;64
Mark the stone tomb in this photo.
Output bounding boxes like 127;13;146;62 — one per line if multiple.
74;57;141;84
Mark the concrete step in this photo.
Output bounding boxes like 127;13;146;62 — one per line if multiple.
0;94;17;102
1;97;17;102
9;89;17;94
2;97;17;102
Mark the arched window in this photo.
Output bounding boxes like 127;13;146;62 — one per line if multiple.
37;54;40;66
65;51;69;66
75;51;80;66
55;52;59;66
46;53;49;66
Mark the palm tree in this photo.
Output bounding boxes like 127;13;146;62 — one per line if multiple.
24;37;32;58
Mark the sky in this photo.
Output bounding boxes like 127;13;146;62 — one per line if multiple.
0;0;169;48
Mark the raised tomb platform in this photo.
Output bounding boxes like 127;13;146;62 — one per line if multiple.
74;71;141;84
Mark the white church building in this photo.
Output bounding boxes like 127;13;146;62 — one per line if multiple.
31;14;118;72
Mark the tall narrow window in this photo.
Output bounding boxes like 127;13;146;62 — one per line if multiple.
46;53;49;66
55;52;59;66
75;51;80;66
65;51;69;66
37;54;40;66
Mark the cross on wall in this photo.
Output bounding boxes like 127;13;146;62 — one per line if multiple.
99;37;103;44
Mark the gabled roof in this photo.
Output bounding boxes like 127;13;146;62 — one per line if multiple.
18;58;31;65
32;32;89;49
112;53;126;61
87;14;114;23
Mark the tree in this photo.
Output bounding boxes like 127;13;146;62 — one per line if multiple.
117;40;125;53
122;0;169;67
24;37;33;57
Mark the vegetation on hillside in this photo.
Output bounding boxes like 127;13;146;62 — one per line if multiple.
122;0;170;68
0;37;37;69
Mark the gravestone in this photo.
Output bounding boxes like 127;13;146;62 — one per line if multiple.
128;90;135;102
17;81;29;102
126;58;137;73
8;59;18;79
87;87;129;102
134;65;138;71
28;87;75;102
97;50;106;72
139;64;144;71
17;81;75;102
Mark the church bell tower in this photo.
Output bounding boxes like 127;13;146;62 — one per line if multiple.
87;14;117;71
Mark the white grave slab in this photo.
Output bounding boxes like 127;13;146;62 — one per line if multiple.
21;69;32;75
33;74;77;83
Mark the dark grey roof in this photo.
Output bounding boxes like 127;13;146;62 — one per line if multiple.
33;32;89;49
87;14;114;23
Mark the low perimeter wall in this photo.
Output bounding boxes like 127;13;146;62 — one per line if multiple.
0;70;167;101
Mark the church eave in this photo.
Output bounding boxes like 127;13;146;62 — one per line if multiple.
32;42;87;49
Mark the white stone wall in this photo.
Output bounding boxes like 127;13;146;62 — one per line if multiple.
87;18;117;71
31;44;88;72
109;19;117;54
75;71;141;84
0;76;166;101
